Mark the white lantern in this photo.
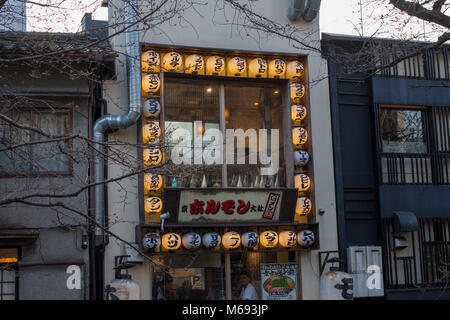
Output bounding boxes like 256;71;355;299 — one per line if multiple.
292;127;308;147
286;60;305;80
297;229;315;247
290;83;306;103
268;59;286;78
143;173;163;193
182;232;201;250
108;274;140;300
206;56;225;75
249;58;267;78
227;57;246;76
222;231;241;249
161;51;183;72
294;174;311;192
260;230;278;248
202;232;221;249
294;150;310;166
143;148;163;166
143;99;161;118
185;54;204;74
141;50;160;73
142;122;161;143
291;104;307;122
142;232;161;251
296;197;312;216
241;232;259;248
279;230;297;247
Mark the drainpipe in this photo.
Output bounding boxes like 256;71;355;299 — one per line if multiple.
287;0;321;22
93;0;141;247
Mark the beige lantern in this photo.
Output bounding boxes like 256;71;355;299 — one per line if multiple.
248;58;267;78
295;174;311;192
142;122;161;143
279;230;297;247
161;233;182;251
143;148;163;166
227;57;247;76
206;56;226;76
291;104;307;122
268;59;286;78
286;60;305;80
290;83;306;103
296;197;312;216
292;127;308;147
144;173;163;193
185;54;204;74
142;74;161;94
141;50;160;73
161;52;183;72
259;230;278;248
144;196;163;214
222;231;241;249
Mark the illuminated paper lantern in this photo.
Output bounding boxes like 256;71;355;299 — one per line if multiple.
185;54;204;74
297;230;315;247
259;230;278;248
295;174;311;192
143;99;161;118
241;232;259;248
279;230;297;247
142;232;161;251
142;74;160;94
268;59;286;78
182;232;202;250
227;57;246;76
249;58;267;78
222;231;241;249
206;56;225;75
292;127;308;147
202;232;221;249
296;197;312;216
141;50;160;73
291;104;307;122
143;173;163;193
143;122;161;143
143;148;162;166
162;52;183;72
294;150;310;166
144;196;163;214
162;233;181;250
286;60;305;80
290;83;306;103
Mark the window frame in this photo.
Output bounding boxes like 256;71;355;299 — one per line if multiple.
0;247;20;300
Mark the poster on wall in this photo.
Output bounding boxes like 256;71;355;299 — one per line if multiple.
260;263;297;300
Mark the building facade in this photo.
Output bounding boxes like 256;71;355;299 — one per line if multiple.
102;0;338;300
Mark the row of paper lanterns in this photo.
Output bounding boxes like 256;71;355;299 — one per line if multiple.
142;229;315;251
142;50;305;79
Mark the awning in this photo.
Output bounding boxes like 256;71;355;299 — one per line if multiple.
392;211;419;232
0;229;40;246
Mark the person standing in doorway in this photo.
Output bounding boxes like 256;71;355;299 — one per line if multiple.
238;270;259;300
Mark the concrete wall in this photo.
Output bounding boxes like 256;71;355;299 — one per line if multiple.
105;0;337;300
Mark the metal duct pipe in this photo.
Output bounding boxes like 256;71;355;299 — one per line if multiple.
303;0;321;22
93;0;142;245
287;0;321;22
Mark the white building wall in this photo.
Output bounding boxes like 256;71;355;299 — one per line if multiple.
104;0;337;300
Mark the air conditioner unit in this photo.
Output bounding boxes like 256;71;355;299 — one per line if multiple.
347;246;384;298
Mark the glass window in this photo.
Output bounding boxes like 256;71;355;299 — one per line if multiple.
0;248;19;300
380;107;427;153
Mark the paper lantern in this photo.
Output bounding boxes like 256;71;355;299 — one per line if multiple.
185;54;204;74
142;74;160;94
222;231;240;249
286;60;305;80
144;196;163;214
291;104;307;122
259;230;278;248
182;232;202;250
141;50;160;73
227;57;246;76
241;232;259;248
144;173;163;192
249;58;267;78
143;99;161;118
290;83;306;103
206;56;225;75
202;232;221;249
143;148;163;166
295;174;311;192
298;230;315;247
294;150;310;166
279;231;297;247
162;52;183;72
268;59;286;78
162;233;181;250
292;127;308;147
143;122;161;143
142;232;161;251
296;197;312;216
